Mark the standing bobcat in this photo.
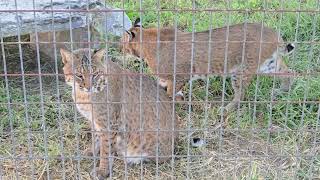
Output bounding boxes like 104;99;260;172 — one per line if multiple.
60;48;178;179
121;19;294;112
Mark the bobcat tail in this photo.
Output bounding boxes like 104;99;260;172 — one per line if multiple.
285;43;295;55
191;137;206;148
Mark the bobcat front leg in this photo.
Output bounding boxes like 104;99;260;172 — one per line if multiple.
166;80;185;101
273;60;293;98
84;133;100;156
223;69;253;113
92;132;115;179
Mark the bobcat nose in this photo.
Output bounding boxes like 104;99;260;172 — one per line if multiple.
83;84;91;92
79;83;91;92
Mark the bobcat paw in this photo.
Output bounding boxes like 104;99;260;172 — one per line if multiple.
83;147;93;156
90;168;109;180
175;90;184;101
216;106;229;127
175;95;184;101
83;147;99;157
223;100;241;114
219;105;233;115
158;79;168;88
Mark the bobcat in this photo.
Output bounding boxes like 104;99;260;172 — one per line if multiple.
30;27;98;61
61;48;179;179
121;19;295;112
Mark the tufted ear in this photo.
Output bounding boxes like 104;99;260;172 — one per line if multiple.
92;49;106;62
133;18;142;27
60;48;75;64
125;30;135;41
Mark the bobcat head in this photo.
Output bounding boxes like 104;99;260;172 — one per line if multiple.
60;48;107;93
121;18;177;58
121;18;144;57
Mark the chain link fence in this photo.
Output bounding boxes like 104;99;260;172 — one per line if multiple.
0;0;319;179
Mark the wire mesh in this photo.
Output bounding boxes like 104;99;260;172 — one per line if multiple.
0;0;319;179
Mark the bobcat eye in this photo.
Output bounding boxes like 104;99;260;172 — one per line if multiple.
93;72;100;80
125;30;135;41
130;31;135;39
75;74;83;80
93;74;99;80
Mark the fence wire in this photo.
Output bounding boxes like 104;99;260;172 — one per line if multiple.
0;0;320;179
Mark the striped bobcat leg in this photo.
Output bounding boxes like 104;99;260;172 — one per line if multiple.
278;62;293;92
258;54;293;98
224;70;253;113
92;132;115;180
158;78;168;89
84;133;100;156
167;80;185;101
272;59;293;98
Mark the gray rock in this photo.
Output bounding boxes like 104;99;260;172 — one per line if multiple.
0;0;132;61
0;0;131;38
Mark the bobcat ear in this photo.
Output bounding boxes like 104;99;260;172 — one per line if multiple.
133;18;142;27
93;49;106;62
125;30;135;41
60;48;74;64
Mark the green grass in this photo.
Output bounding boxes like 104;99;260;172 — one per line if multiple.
110;0;320;178
110;0;320;128
1;0;319;179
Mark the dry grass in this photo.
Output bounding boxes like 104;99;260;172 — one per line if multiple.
1;0;320;178
1;50;319;179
